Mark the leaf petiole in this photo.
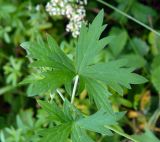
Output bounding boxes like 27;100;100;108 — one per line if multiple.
71;75;79;104
56;89;65;102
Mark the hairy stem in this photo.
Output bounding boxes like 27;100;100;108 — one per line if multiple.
71;75;79;104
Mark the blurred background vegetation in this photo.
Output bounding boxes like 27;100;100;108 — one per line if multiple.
0;0;160;141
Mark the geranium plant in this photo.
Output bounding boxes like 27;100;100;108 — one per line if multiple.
21;10;147;142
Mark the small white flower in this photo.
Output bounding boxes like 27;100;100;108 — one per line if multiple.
46;0;87;38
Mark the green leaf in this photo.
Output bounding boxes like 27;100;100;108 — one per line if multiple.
148;32;160;55
122;54;146;69
21;35;75;96
77;109;117;135
74;10;147;106
16;115;25;130
37;100;67;123
75;10;111;73
81;59;147;95
85;78;113;114
39;123;72;142
151;55;160;93
105;125;138;142
63;99;83;121
21;11;148;142
132;130;160;142
22;9;146;103
0;85;15;95
47;34;75;72
21;35;75;72
131;2;157;24
0;3;16;13
130;37;149;56
38;100;123;141
151;66;160;93
71;124;94;142
0;131;5;142
151;55;160;69
111;0;130;24
109;28;128;56
26;70;74;96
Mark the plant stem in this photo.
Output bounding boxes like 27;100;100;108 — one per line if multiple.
71;75;79;104
50;92;55;102
56;89;65;101
105;126;138;142
97;0;160;37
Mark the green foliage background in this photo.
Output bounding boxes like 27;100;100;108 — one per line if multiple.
0;0;160;141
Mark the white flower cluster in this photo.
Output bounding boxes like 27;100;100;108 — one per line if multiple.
46;0;87;38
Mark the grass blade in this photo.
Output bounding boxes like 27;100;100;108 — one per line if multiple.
97;0;160;36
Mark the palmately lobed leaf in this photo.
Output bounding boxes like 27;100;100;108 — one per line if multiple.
81;59;147;95
21;35;75;96
38;100;124;142
75;10;111;73
77;109;117;135
84;78;113;114
37;100;67;123
74;10;147;108
39;123;72;142
21;35;75;72
71;124;94;142
21;10;148;141
21;9;147;115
